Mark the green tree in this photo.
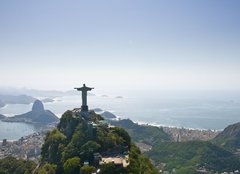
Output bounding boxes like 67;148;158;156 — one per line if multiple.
63;157;81;174
127;144;158;174
61;144;79;163
80;165;96;174
112;127;131;147
70;124;87;147
80;141;101;161
36;163;57;174
100;163;119;174
0;157;36;174
41;128;67;164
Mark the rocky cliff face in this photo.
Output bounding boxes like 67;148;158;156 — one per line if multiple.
32;100;45;112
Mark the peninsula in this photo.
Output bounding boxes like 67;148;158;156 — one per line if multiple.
2;100;59;124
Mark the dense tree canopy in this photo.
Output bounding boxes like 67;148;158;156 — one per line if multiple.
0;157;36;174
146;141;240;173
63;157;81;174
38;110;157;174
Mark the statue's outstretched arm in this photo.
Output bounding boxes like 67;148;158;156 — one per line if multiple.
87;87;94;90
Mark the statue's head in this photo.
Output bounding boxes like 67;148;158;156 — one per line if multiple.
83;84;86;87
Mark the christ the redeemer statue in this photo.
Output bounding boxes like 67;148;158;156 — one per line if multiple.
74;84;94;112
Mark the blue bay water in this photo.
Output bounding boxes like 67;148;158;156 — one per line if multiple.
0;90;240;140
0;121;36;140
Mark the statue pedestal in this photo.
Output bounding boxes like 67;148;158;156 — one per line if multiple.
81;105;89;112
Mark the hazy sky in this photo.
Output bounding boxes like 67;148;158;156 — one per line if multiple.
0;0;240;91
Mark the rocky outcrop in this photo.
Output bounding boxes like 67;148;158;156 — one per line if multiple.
32;100;44;112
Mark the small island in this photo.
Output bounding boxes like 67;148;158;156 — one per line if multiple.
100;111;117;119
0;95;36;107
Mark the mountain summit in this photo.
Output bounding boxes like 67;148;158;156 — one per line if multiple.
36;109;157;174
32;100;45;112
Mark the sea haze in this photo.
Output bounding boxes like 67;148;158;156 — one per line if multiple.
0;90;240;140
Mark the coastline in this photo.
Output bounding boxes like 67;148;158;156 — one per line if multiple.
99;108;222;141
135;120;222;132
132;120;220;141
0;105;227;142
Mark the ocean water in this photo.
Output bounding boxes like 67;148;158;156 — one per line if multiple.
0;90;240;140
0;121;37;140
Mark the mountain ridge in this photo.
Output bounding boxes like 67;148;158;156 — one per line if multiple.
213;122;240;152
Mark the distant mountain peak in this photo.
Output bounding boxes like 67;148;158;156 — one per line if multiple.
32;100;44;112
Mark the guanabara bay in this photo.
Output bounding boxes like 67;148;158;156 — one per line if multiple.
1;1;240;173
0;84;157;174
